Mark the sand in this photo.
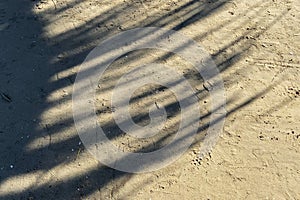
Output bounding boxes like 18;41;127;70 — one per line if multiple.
0;0;299;199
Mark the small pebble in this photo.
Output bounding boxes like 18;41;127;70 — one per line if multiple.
261;43;267;48
30;41;37;48
10;165;14;169
57;54;64;59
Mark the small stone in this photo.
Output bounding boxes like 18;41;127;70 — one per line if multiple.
261;43;267;48
259;135;264;140
57;54;64;59
30;41;37;48
10;165;14;169
159;185;165;189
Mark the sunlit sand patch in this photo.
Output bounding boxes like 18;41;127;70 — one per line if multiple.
0;155;99;196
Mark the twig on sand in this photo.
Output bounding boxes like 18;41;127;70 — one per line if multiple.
0;91;12;103
51;0;57;10
138;0;147;9
75;148;81;161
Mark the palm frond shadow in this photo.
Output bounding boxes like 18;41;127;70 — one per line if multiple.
0;0;290;199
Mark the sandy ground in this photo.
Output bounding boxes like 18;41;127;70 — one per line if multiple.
0;0;299;199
